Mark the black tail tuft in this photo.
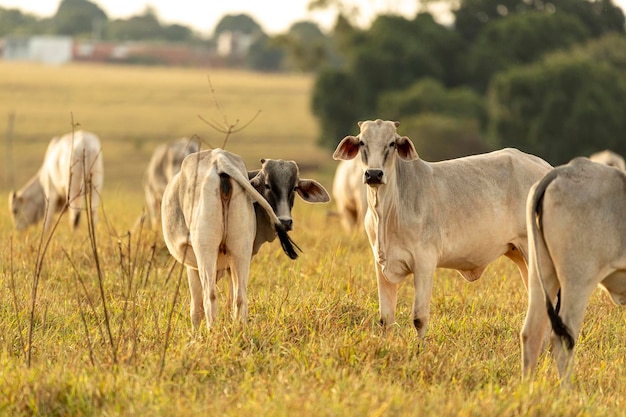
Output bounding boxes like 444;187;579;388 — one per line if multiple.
275;223;301;259
545;295;575;350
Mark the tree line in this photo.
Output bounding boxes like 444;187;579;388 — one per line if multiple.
2;0;626;163
310;0;626;165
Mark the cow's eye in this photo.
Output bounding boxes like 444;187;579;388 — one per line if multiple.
359;140;364;147
265;183;271;190
389;142;395;148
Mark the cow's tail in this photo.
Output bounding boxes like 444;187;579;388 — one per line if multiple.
528;170;575;350
220;163;300;260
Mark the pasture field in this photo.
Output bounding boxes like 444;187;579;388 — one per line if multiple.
0;62;625;416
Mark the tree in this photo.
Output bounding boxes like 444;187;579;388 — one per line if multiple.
106;7;162;41
310;12;464;150
213;14;263;38
245;35;285;72
53;0;107;37
464;12;590;92
378;78;486;128
311;67;360;148
0;7;42;36
488;53;626;164
454;0;624;43
273;21;329;72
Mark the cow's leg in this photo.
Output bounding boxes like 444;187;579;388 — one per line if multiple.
87;178;101;228
506;246;529;289
551;275;596;386
42;192;60;236
229;256;250;323
198;256;219;331
186;266;204;331
411;263;436;339
376;262;398;329
520;258;559;379
66;162;86;230
226;192;255;323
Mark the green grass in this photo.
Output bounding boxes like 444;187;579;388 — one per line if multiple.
0;62;625;416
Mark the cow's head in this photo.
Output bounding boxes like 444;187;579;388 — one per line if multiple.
8;190;44;231
332;119;418;186
249;159;330;231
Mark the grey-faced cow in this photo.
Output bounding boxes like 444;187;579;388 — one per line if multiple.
9;130;104;235
589;149;625;171
521;157;626;385
333;119;551;338
332;158;367;232
143;137;200;228
161;149;330;331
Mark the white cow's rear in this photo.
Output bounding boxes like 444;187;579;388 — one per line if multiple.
332;159;367;231
521;157;626;385
9;130;103;234
161;149;328;331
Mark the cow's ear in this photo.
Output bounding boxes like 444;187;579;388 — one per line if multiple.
333;136;360;161
396;136;418;161
296;179;330;203
247;169;260;180
8;190;16;206
249;171;264;193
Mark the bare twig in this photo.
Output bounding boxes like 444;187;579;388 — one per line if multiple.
197;74;262;149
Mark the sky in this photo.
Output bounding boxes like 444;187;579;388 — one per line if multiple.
1;0;626;36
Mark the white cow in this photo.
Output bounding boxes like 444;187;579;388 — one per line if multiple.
589;149;625;171
9;130;104;235
333;119;551;337
161;148;329;330
332;158;367;232
143;137;200;228
521;157;626;385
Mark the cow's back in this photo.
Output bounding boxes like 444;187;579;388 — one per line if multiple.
41;130;103;189
388;148;551;269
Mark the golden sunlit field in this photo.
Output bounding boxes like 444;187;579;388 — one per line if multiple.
0;61;624;416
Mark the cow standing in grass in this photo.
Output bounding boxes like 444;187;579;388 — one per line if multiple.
332;158;367;232
333;119;551;338
9;130;104;235
161;149;329;330
143;137;200;228
522;157;626;385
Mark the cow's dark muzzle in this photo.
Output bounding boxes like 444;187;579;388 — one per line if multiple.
364;169;384;185
279;217;293;231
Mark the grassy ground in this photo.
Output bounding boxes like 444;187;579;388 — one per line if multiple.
0;62;625;416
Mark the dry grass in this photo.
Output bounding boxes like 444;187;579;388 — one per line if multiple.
0;62;625;416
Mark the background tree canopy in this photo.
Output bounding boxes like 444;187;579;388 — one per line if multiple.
1;0;626;164
310;0;626;164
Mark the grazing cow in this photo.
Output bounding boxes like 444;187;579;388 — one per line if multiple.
333;119;551;337
332;159;367;232
9;130;104;235
589;149;625;171
521;157;626;385
161;149;330;330
143;137;200;228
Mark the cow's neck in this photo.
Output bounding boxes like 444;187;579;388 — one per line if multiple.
19;172;45;200
366;164;403;268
